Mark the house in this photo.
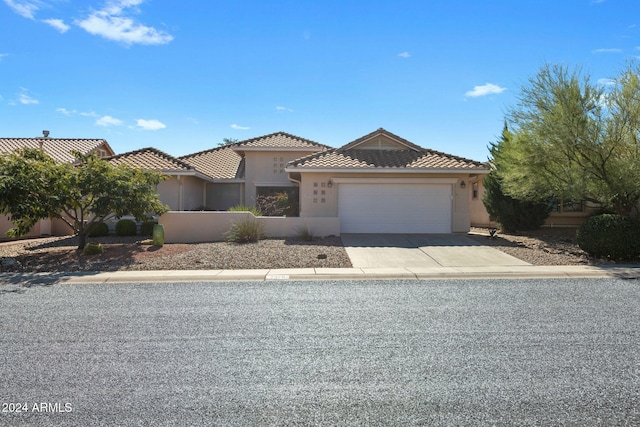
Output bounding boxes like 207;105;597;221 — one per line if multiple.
286;128;490;233
105;132;329;212
0;132;115;239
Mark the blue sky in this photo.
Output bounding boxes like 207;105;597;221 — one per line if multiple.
1;0;638;161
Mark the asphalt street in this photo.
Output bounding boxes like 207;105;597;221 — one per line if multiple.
1;278;639;426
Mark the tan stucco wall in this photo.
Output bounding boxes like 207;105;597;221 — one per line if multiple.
157;175;206;211
159;211;340;242
469;177;496;228
244;151;317;206
297;172;477;233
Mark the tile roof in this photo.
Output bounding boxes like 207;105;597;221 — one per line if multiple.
179;145;244;179
0;138;113;163
106;147;195;172
288;129;488;171
234;131;328;150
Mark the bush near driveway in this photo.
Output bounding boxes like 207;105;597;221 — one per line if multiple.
576;214;640;261
115;219;137;236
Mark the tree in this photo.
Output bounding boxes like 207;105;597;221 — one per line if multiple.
501;62;640;218
0;149;169;249
482;124;550;232
217;137;239;147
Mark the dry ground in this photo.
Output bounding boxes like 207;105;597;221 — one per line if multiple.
0;228;596;273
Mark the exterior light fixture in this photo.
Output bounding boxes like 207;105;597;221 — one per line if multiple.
460;181;466;189
327;180;333;188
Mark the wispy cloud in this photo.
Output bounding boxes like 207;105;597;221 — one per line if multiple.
592;48;622;54
465;83;506;98
136;118;166;130
597;78;616;86
0;53;9;62
57;108;100;117
231;124;250;130
43;18;70;33
76;0;173;46
3;0;40;19
96;115;123;127
19;90;38;105
398;52;411;58
276;106;293;112
56;107;75;115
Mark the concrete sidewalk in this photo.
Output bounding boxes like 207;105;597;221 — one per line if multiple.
1;265;639;286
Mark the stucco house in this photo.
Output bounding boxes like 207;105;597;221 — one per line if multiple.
0;133;115;238
286;128;490;233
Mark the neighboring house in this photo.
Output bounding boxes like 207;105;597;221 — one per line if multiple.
287;128;490;233
0;132;115;239
468;176;597;228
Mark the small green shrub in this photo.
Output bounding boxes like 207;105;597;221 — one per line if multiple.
576;214;640;261
297;225;314;242
228;204;262;216
115;219;137;236
82;242;104;255
225;218;265;243
87;221;109;237
140;220;157;236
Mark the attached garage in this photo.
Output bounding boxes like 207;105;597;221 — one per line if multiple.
338;182;452;233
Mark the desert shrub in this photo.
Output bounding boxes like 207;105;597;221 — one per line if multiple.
140;220;157;236
576;214;640;261
225;218;265;243
482;171;550;232
115;219;137;236
297;225;314;242
82;242;104;255
228;204;262;216
87;221;109;237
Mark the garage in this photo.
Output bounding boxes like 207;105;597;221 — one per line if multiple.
338;183;452;233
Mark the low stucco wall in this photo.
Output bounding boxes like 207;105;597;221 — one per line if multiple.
159;211;340;243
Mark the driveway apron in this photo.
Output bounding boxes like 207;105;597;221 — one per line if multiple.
341;234;531;268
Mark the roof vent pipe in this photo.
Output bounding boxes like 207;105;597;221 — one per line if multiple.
42;130;50;138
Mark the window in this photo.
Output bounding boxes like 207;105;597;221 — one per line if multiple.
472;183;479;199
551;198;584;213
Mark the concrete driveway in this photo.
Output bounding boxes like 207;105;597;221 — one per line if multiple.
341;234;530;268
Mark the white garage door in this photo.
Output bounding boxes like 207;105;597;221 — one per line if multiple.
338;183;452;233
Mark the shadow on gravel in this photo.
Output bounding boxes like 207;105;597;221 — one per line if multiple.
0;272;95;295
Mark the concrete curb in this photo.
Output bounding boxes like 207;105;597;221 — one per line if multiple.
1;265;640;285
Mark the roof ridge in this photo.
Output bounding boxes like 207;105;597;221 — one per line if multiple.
106;147;195;170
178;143;239;159
235;131;329;148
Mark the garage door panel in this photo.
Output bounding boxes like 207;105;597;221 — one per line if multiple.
339;183;452;233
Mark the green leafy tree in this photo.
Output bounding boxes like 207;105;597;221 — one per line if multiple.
483;124;550;232
217;137;239;147
501;62;640;217
0;149;169;249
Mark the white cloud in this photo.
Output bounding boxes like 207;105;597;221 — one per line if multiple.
136;118;166;130
398;52;411;58
0;53;8;62
3;0;40;19
465;83;506;98
597;78;616;86
96;115;123;126
56;107;76;115
19;92;38;104
592;48;622;54
276;106;293;112
231;124;250;130
76;0;173;46
43;18;70;33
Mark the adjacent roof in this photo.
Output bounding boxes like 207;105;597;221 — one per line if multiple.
106;147;196;173
0;137;114;163
179;145;244;180
287;128;488;171
178;132;326;180
233;131;328;151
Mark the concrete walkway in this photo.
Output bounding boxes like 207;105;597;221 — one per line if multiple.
341;234;530;268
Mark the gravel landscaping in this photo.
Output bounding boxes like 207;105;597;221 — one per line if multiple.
0;227;599;273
